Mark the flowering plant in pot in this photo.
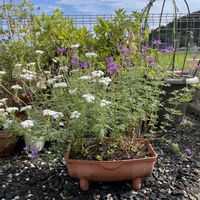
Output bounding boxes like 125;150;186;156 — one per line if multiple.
14;106;63;159
45;51;164;191
140;0;199;126
0;104;20;156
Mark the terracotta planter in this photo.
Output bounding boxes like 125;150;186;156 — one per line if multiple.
65;139;157;191
0;131;17;156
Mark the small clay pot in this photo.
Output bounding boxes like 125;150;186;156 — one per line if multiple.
65;138;157;191
0;131;17;156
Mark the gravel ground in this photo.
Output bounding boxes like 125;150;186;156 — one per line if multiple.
0;114;199;200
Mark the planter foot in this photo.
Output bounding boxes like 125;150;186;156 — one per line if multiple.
132;178;142;190
80;179;89;191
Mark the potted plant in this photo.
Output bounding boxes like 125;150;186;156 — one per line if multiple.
44;47;164;191
141;0;199;125
0;105;19;156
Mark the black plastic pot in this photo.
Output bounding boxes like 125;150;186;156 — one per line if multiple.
158;76;199;126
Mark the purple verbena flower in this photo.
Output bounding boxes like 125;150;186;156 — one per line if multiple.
191;53;197;60
162;45;174;54
140;28;144;35
23;146;28;151
108;63;119;74
147;57;156;64
57;47;66;53
80;61;88;69
71;58;79;66
142;46;149;51
31;150;38;160
185;147;192;156
141;52;148;57
121;48;133;54
105;56;114;63
152;40;162;45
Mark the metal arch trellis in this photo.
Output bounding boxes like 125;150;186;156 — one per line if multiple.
141;0;192;76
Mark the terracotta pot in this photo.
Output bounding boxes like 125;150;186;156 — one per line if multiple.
65;139;157;191
15;111;28;121
0;131;17;156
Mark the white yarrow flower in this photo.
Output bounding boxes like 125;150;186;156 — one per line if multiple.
100;99;111;107
53;82;67;88
22;69;36;75
11;84;22;90
6;107;18;113
15;63;22;68
35;50;44;55
44;71;51;74
80;75;91;80
69;88;77;94
0;108;8;116
98;77;112;86
54;75;64;79
0;71;6;75
21;120;34;129
47;78;57;84
59;66;68;72
85;52;97;58
70;111;81;119
27;62;36;67
0;98;8;104
91;70;104;78
43;109;64;119
3;120;13;129
71;44;80;48
82;94;95;103
20;73;34;81
20;105;32;112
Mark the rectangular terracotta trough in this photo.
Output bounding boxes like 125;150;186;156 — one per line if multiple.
65;139;157;191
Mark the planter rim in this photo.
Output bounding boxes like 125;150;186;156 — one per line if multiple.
65;138;157;164
165;76;199;85
0;130;14;138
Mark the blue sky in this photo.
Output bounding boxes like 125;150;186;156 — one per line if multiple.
5;0;200;15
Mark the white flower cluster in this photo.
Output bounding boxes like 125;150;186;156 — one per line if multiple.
11;84;22;90
0;108;8;116
70;111;81;119
20;105;32;112
91;70;104;78
59;66;68;72
21;120;34;129
35;50;44;55
53;82;67;88
54;75;64;79
98;77;112;86
0;71;6;75
6;107;18;113
15;63;22;68
43;109;64;119
100;99;111;107
85;52;97;58
47;78;57;84
20;69;36;81
82;94;95;103
27;62;36;67
71;44;80;49
44;71;51;74
69;88;77;94
0;98;8;104
80;75;91;80
3;119;13;129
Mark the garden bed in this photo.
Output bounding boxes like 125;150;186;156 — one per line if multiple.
0;114;199;200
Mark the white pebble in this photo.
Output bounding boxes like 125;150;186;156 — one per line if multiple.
14;196;20;200
15;173;20;176
26;178;30;181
